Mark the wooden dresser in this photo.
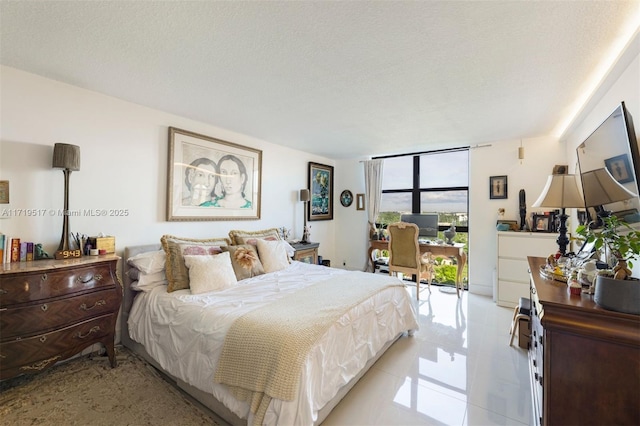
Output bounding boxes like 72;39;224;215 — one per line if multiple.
0;255;122;380
527;256;640;425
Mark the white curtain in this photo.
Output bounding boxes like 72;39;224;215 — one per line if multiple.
364;159;384;271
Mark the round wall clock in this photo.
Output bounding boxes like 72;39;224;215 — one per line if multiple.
340;190;353;207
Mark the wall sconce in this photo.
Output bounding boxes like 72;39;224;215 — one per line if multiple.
532;174;584;255
299;189;310;244
52;143;81;252
518;140;525;163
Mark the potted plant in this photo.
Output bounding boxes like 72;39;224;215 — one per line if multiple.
575;215;640;314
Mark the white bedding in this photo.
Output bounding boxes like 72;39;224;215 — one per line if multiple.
128;261;418;425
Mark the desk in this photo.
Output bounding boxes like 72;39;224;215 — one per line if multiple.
368;240;467;297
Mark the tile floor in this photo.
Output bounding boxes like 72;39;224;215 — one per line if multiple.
323;285;532;426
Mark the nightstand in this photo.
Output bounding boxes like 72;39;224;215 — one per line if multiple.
0;255;122;380
290;242;319;264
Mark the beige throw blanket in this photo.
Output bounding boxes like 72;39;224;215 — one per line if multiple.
214;272;405;425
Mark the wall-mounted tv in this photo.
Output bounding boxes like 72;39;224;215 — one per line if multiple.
400;213;439;238
577;101;640;220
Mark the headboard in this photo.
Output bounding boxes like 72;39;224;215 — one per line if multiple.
121;244;162;349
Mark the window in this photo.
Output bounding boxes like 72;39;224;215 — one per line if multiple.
376;148;469;287
377;148;469;230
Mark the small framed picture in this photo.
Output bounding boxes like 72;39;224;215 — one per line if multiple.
489;175;507;199
356;193;365;211
533;214;551;232
0;180;8;204
605;154;634;184
553;165;568;175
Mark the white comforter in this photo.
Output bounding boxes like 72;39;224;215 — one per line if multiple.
128;261;418;425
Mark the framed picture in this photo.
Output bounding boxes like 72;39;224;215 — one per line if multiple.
605;154;634;184
533;214;551;232
489;175;508;199
340;190;353;207
553;164;568;175
308;162;334;221
0;180;8;204
356;193;365;211
167;127;262;221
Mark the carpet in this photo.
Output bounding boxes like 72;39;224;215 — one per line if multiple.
0;347;220;425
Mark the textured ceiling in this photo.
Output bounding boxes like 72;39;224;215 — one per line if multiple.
1;1;639;159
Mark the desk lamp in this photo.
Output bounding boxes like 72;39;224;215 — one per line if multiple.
532;174;584;255
580;168;637;225
52;143;81;252
299;189;310;243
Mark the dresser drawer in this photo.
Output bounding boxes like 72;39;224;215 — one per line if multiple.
498;233;556;258
498;258;530;282
0;314;115;376
497;280;530;307
0;263;116;306
0;289;121;340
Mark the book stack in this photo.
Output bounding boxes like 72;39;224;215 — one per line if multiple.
0;234;36;264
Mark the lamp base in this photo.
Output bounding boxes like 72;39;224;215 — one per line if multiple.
556;209;570;256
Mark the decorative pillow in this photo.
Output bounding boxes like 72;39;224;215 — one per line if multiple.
256;239;290;273
183;252;237;294
161;235;231;292
223;245;265;281
228;228;281;246
127;250;166;274
131;270;168;292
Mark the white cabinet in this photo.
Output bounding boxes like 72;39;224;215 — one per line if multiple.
496;231;557;308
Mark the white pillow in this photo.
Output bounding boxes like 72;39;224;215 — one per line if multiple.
131;270;167;292
127;250;166;274
282;240;296;258
183;252;237;294
256;239;290;273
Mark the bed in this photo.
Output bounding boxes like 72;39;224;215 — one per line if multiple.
121;242;418;425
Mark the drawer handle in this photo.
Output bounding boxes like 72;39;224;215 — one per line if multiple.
20;355;60;371
77;274;94;283
41;304;48;312
76;273;102;283
0;288;7;295
39;335;47;343
80;300;106;311
76;326;100;339
41;273;48;281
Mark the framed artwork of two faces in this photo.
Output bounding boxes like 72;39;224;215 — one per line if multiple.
167;127;262;221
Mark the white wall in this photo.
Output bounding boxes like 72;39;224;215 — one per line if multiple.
0;66;337;262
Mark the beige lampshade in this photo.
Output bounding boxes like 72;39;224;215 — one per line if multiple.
532;174;584;208
580;168;637;207
300;188;310;202
52;143;81;171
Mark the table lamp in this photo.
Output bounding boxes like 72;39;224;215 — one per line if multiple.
532;174;584;255
299;189;310;243
580;168;637;225
52;143;81;252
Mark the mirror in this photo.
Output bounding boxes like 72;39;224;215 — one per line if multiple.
577;102;640;223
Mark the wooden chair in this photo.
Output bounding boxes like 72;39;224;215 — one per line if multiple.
387;222;434;299
509;297;531;347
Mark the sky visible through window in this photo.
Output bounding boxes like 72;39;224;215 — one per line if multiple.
381;150;468;215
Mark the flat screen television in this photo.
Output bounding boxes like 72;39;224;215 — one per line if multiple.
577;101;640;221
400;213;439;238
